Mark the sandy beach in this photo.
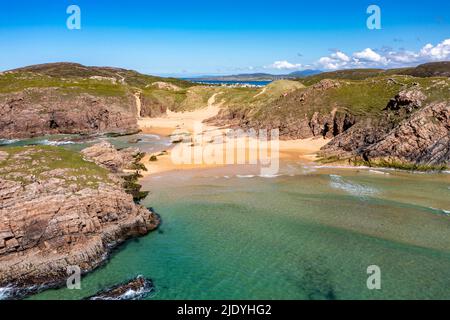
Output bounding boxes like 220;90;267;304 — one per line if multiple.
138;93;330;176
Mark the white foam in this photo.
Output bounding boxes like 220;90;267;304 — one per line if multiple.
430;207;450;216
369;169;390;175
144;134;161;140
0;286;13;300
259;174;281;178
0;139;19;145
329;174;378;197
315;165;371;170
236;174;255;178
38;140;75;146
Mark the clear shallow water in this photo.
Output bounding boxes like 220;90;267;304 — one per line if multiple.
28;157;450;300
0;133;171;153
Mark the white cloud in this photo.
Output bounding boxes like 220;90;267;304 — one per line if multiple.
315;39;450;70
265;60;302;70
353;48;387;64
420;39;450;60
333;51;351;62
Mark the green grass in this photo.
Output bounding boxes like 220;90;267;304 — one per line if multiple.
226;75;450;124
0;145;111;187
352;158;448;172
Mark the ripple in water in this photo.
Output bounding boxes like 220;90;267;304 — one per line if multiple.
0;287;13;300
329;174;378;198
0;139;19;146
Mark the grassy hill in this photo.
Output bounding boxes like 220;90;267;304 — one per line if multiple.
0;62;219;115
299;62;450;85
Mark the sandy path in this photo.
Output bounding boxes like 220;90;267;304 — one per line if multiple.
134;91;142;119
138;92;222;134
253;86;267;98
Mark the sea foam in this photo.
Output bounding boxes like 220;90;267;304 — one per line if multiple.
38;139;75;146
329;174;378;198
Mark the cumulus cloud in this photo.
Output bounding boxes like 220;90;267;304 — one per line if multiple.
354;48;387;64
265;60;302;70
420;39;450;60
315;38;450;70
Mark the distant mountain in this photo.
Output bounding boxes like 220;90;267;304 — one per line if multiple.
299;61;450;85
288;69;322;77
188;70;323;82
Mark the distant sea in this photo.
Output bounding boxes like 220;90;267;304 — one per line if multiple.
186;80;272;86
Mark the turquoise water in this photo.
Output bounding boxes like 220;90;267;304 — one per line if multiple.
0;133;171;153
29;158;450;300
188;80;272;86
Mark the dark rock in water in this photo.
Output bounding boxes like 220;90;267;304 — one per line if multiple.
128;138;142;144
85;276;154;300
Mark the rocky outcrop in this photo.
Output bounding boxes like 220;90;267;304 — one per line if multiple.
86;276;153;300
0;146;158;299
138;93;168;117
384;88;427;112
149;82;181;91
81;141;143;172
320;87;450;167
364;102;450;165
207;79;354;140
0;87;140;139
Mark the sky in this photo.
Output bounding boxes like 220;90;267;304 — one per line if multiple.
0;0;449;76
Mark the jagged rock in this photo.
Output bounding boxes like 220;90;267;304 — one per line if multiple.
320;101;450;167
81;141;141;172
0;147;159;299
384;88;427;112
85;276;153;300
365;102;450;164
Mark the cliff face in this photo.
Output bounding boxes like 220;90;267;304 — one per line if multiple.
320;88;450;167
208;80;357;140
0;88;139;139
364;101;450;165
0;146;158;298
0;62;200;139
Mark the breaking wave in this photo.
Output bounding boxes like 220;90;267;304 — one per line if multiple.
0;139;19;146
38;140;75;146
329;174;378;198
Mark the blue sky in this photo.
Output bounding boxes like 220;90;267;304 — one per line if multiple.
0;0;449;75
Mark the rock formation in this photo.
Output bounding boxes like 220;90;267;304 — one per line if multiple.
0;146;158;299
85;275;153;300
320;87;450;168
81;141;143;172
0;88;140;139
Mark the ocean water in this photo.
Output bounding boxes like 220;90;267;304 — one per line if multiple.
0;133;171;153
28;159;450;300
189;80;272;87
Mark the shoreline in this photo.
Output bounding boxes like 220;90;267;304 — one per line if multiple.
137;96;331;177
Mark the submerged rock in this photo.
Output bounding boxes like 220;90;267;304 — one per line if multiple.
85;276;154;300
